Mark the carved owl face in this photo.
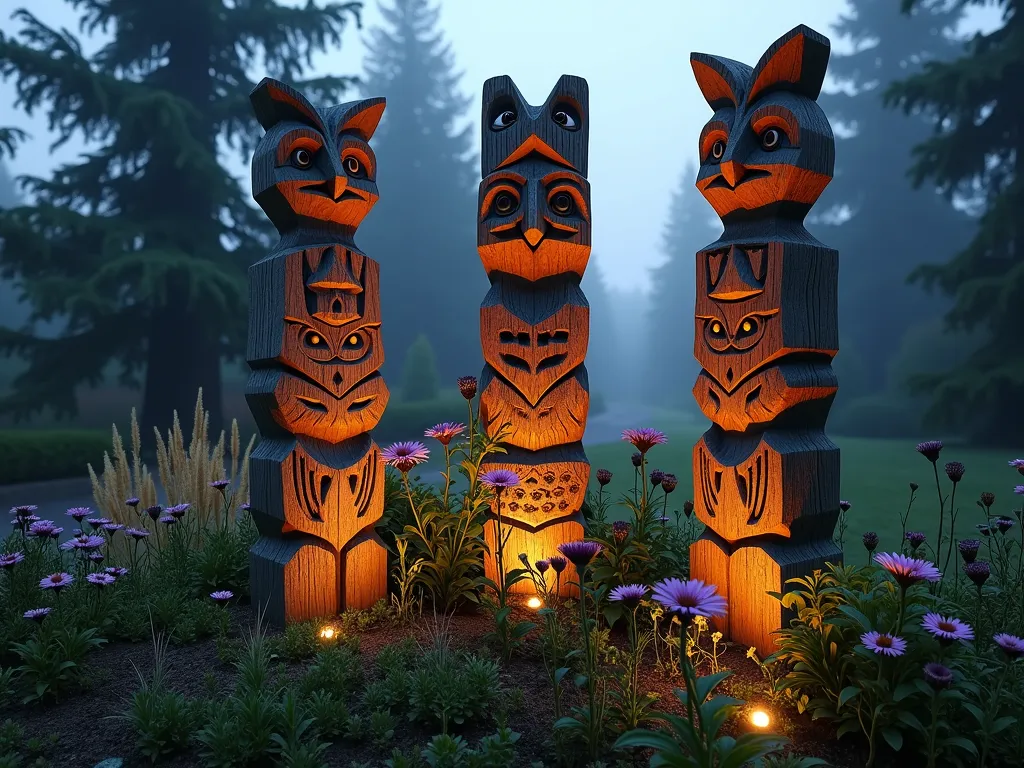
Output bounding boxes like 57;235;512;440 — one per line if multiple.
691;25;834;221
250;78;386;234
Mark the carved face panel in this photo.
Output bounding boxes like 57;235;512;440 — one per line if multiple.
480;74;589;177
479;367;589;451
482;446;590;528
478;159;591;281
694;242;837;395
250;78;385;233
690;26;834;220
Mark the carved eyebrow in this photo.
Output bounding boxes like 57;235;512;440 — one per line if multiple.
541;170;585;186
749;105;800;143
699;120;730;144
483;171;527;186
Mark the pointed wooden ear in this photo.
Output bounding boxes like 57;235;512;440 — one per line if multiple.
545;74;589;116
690;53;751;110
747;25;831;105
338;98;387;141
250;77;324;132
482;75;527;117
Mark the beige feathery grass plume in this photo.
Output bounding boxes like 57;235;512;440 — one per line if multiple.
90;388;256;552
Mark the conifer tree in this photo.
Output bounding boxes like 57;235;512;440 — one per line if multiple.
0;1;362;435
399;332;439;402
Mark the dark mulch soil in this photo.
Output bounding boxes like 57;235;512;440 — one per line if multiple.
2;602;900;768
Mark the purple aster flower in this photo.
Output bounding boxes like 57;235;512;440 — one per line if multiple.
1015;485;1024;496
209;479;230;491
28;520;61;538
612;520;631;543
166;503;190;519
535;559;550;574
651;578;727;621
873;552;942;588
839;500;852;513
88;552;104;563
916;441;943;463
922;613;974;645
66;507;91;522
548;556;567;574
862;532;879;552
977;523;992;537
557;540;603;568
682;499;694;517
657;515;671;523
622;428;667;455
125;497;140;508
959;539;981;563
381;441;430;473
159;515;177;526
923;662;953;690
995;516;1015;534
86;572;115;588
145;505;163;521
861;631;907;657
104;566;128;578
649;469;665;486
424;422;466;446
102;523;125;535
86;517;111;531
993;633;1024;660
609;583;649;608
979;492;995;509
125;527;150;540
0;551;25;569
457;376;477;400
210;590;234;602
479;469;521;488
630;452;643;468
964;561;990;587
60;534;106;552
40;572;73;591
905;531;926;551
10;504;38;516
23;607;52;623
1010;458;1024;475
596;469;612;486
240;502;251;512
661;474;678;493
945;461;965;483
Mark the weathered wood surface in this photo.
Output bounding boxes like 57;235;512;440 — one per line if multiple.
688;26;843;655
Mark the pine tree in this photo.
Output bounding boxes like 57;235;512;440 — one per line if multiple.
0;1;361;436
885;0;1024;446
814;0;972;398
643;162;721;409
399;332;439;401
358;0;485;386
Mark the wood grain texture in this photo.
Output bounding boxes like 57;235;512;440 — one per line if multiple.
341;529;389;611
479;365;589;451
689;529;732;638
483;512;584;597
481;443;590;529
250;533;339;626
480;273;589;405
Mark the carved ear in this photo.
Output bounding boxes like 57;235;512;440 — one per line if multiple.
250;77;325;132
544;74;589;117
338;98;387;141
481;75;527;121
690;53;751;110
747;25;831;105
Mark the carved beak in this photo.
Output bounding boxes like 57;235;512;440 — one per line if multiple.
720;160;746;188
522;190;546;247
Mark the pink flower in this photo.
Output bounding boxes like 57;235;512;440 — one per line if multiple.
622;428;667;454
651;578;727;620
861;631;907;657
480;469;520;488
921;613;974;644
873;552;942;588
993;633;1024;660
381;441;430;473
424;422;466;446
40;572;73;591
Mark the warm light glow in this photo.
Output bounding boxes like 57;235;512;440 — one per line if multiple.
320;627;336;640
750;709;770;729
526;596;543;609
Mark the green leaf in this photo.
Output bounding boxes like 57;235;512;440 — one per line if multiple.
893;682;919;703
554;667;571;684
613;729;682;754
881;727;903;752
510;621;537;640
836;604;874;631
693;669;733;703
942;735;979;756
838;685;861;707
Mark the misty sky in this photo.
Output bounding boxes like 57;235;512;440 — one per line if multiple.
0;0;1000;292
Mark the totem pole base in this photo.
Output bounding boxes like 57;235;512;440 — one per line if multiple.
484;512;584;598
690;529;842;656
340;529;389;611
250;534;339;627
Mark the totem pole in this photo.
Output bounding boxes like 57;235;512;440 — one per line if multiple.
246;78;390;626
687;26;842;654
476;76;592;596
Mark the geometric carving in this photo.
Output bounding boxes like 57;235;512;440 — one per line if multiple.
478;366;589;451
483;444;590;530
247;77;390;624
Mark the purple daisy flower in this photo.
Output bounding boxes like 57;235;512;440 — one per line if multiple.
424;422;466;446
964;561;991;587
240;502;251;511
958;539;981;563
210;590;234;602
159;515;177;526
125;527;150;540
66;507;91;522
557;540;603;568
102;523;125;535
209;479;230;491
86;517;112;531
548;556;567;574
1014;485;1024;496
995;516;1015;534
905;531;926;551
381;441;430;473
40;572;73;591
86;572;116;587
1009;458;1024;475
945;461;965;483
145;505;163;521
535;559;550;574
657;515;671;523
88;552;105;563
916;440;943;463
862;531;879;552
661;474;678;493
104;566;129;578
0;551;26;569
922;613;974;644
60;534;106;552
479;469;521;488
861;631;907;657
609;583;649;608
651;578;727;620
125;497;141;508
873;552;942;588
10;504;39;515
28;520;62;538
23;607;52;622
166;503;190;518
923;662;953;690
993;633;1024;660
622;428;667;454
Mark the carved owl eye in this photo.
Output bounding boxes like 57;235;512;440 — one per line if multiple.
338;329;371;361
736;317;759;338
493;191;519;216
710;140;726;161
303;329;329;349
760;128;781;151
492;109;517;130
552;104;579;130
708;321;726;338
344;155;366;178
292;148;314;169
550;191;574;216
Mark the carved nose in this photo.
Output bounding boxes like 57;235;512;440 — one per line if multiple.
523;227;544;247
720;160;746;188
331;175;348;200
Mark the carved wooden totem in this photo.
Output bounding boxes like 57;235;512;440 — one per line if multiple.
246;78;389;626
688;26;843;654
476;76;592;595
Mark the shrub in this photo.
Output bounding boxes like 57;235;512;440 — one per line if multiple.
399;333;440;402
830;394;924;439
374;394;465;445
0;429;108;484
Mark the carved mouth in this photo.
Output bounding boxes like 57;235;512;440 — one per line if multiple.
707;168;772;190
304;186;368;203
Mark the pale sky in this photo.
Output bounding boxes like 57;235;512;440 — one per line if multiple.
0;0;1000;292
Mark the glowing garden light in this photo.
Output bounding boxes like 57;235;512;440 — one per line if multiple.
750;709;771;729
526;596;543;609
319;626;336;641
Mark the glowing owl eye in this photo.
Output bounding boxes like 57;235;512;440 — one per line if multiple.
492;109;517;130
344;334;364;349
493;191;518;216
550;191;574;216
303;330;328;348
709;321;725;336
760;128;781;151
711;140;726;161
292;148;314;169
736;317;759;337
344;156;363;176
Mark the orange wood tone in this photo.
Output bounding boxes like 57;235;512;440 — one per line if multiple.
341;529;389;611
747;35;805;105
696;165;832;220
479;368;588;451
484;512;583;597
689;531;731;638
481;446;590;529
690;59;738;107
250;534;339;625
